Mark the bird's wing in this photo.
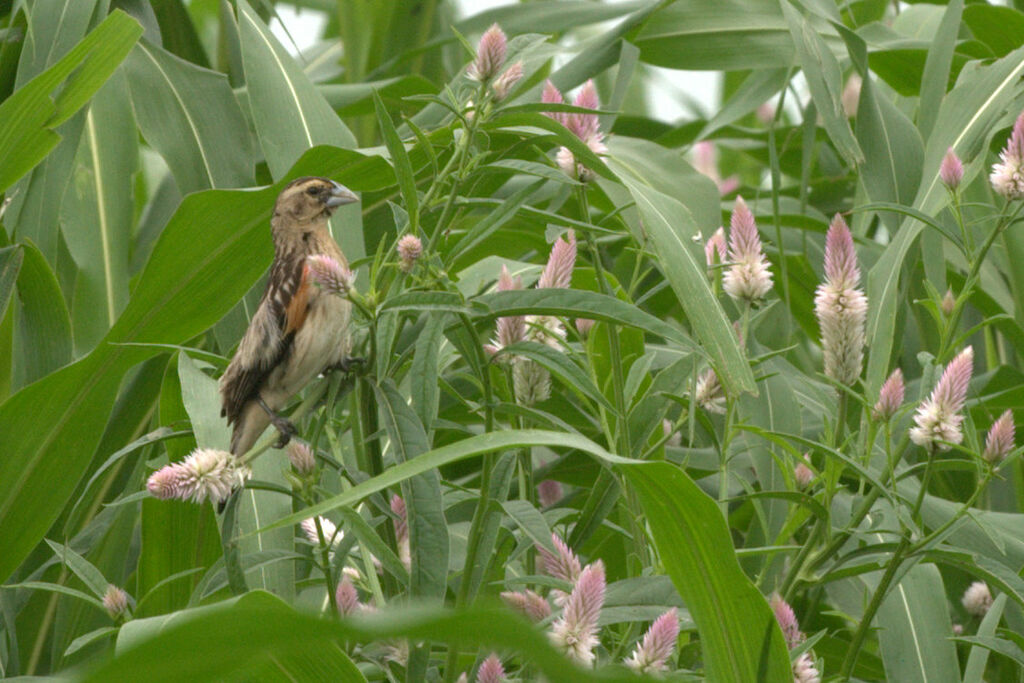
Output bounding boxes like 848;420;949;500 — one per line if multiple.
220;253;310;425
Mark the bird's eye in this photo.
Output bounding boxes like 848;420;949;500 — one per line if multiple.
306;187;319;196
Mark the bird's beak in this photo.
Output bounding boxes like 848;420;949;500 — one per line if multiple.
324;181;359;207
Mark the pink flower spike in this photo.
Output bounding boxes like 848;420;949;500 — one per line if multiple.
910;347;974;451
625;608;679;673
990;111;1024;199
569;80;601;142
770;593;804;649
793;652;821;683
397;234;423;273
492;61;523;102
537;479;563;507
307;255;356;297
794;453;815;489
391;494;408;542
962;581;993;617
539;533;581;584
501;589;552;622
873;368;905;421
723;196;773;303
492;266;527;351
815;214;868;386
941;147;963;190
537;231;576;289
574;318;595;336
477;654;506;683
469;24;506;82
336;578;361;616
541;80;566;127
146;449;250;505
287;441;315;474
983;410;1015;463
549;560;605;666
705;227;727;267
103;584;129;620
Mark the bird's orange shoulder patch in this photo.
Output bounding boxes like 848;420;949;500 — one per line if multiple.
284;262;311;335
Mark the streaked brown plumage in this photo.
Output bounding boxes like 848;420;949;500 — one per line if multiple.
220;176;358;456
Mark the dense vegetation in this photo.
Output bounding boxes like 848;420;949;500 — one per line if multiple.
2;1;1024;681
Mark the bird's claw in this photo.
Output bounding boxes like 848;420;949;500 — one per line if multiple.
272;419;297;449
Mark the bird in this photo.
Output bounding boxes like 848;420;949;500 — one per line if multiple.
219;176;360;457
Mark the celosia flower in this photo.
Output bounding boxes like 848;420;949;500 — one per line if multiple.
468;24;506;82
624;608;679;673
146;448;250;505
940;148;963;190
287;441;315;475
770;593;804;649
793;652;821;683
693;141;739;196
539;533;582;607
301;516;341;549
663;419;681;447
694;368;726;414
841;74;861;118
492;62;523;102
941;288;956;317
391;494;411;570
990;112;1024;199
872;368;905;421
544;80;607;182
814;214;867;386
794;454;814;489
397;234;422;273
501;589;552;622
983;410;1015;463
910;347;974;451
336;578;361;616
537;479;563;507
575;318;594;336
103;584;129;620
477;654;506;683
537;231;576;289
723;197;773;303
962;581;993;617
705;227;727;268
308;254;356;297
486;266;527;358
550;561;605;666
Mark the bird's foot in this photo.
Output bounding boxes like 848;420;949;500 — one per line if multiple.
329;356;366;374
257;397;298;449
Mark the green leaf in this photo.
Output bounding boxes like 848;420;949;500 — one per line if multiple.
497;341;616;414
610;174;755;397
12;240;71;389
963;593;1008;683
0;245;24;323
865;44;1024;393
410;313;445;432
373;90;419;232
918;0;964;141
236;0;356;178
44;539;110;599
635;0;795;71
781;1;862;165
618;461;792;682
372;380;448;603
0;10;142;192
123;40;254;194
875;563;960;683
87;591;643;683
60;71;136;354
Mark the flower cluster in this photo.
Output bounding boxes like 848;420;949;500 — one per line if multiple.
962;581;993;617
146;448;251;505
814;214;867;386
771;593;820;683
990;112;1024;199
307;254;356;298
693;141;739;196
103;584;130;621
722;197;773;303
397;234;423;273
624;608;680;674
983;410;1015;464
468;24;523;102
391;494;411;571
873;369;905;421
549;560;606;666
486;232;577;404
910;347;973;451
543;80;607;181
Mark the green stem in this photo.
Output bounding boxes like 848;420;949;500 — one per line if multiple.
840;535;911;678
313;515;338;614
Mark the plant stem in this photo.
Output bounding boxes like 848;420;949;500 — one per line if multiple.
313;515;338;614
840;535;911;678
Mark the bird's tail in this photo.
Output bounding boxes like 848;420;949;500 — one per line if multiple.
231;401;271;457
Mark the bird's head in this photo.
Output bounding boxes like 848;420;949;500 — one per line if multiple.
272;176;359;225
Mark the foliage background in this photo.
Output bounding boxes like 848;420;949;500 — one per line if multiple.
1;0;1024;681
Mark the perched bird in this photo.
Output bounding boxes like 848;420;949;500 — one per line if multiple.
220;176;359;456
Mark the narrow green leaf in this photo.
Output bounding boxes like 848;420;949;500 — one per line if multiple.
497;341;616;414
373;90;419;232
918;0;964;141
963;593;1008;683
876;563;960;683
618;461;792;682
44;539;110;599
13;240;71;389
236;0;355;178
501;499;556;553
0;245;24;323
611;174;755;396
411;313;445;432
781;1;862;165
